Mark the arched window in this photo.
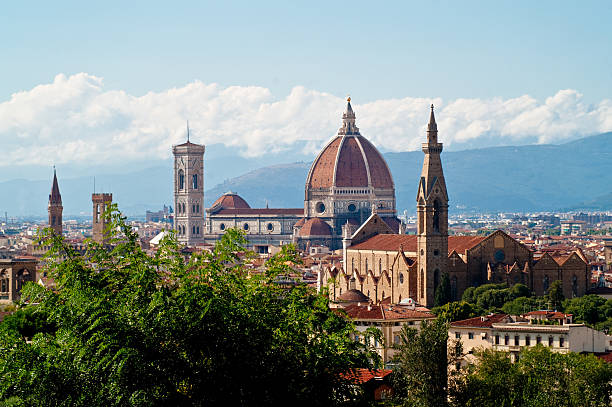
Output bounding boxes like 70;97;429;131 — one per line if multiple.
96;204;101;223
399;273;404;284
543;275;550;292
243;223;249;231
220;223;225;231
379;259;382;273
192;226;196;234
351;258;354;272
196;226;200;235
572;275;578;297
433;199;441;233
51;216;56;226
365;259;368;272
434;269;440;296
267;223;273;231
451;276;458;301
178;170;185;190
196;204;200;213
192;174;198;189
192;204;195;213
420;269;424;299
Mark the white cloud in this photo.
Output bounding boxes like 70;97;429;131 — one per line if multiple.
0;73;610;167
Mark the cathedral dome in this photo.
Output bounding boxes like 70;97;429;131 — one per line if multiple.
298;217;332;237
211;192;251;210
306;100;394;190
337;289;370;303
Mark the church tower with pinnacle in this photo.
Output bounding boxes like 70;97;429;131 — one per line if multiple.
416;105;449;307
48;167;63;236
173;124;205;246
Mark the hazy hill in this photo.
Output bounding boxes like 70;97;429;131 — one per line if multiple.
2;132;612;218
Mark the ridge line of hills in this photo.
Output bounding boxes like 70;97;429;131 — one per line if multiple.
2;132;611;218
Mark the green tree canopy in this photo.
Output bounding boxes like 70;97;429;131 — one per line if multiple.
451;346;612;407
548;279;564;310
432;301;478;323
434;273;452;307
0;207;374;406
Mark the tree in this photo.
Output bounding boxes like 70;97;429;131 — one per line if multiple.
548;279;565;310
392;318;451;407
0;206;374;406
432;301;478;323
434;273;452;307
564;295;607;325
451;346;612;407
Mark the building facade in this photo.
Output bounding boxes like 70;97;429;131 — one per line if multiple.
173;137;205;246
0;258;37;303
92;193;112;244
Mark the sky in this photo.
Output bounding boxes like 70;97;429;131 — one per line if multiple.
0;1;611;180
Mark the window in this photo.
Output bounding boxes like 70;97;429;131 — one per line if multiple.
96;204;100;223
354;334;360;342
455;332;461;339
348;203;356;212
379;259;382;273
178;170;185;190
536;336;542;345
192;226;195;235
243;223;249;231
192;174;198;189
267;223;273;231
316;202;325;213
559;337;565;347
365;259;368;272
433;249;440;256
495;335;500;345
196;204;199;213
399;273;404;284
192;204;195;213
514;335;520;346
394;335;400;344
433;199;441;233
420;269;424;299
196;226;199;234
351;258;354;271
468;332;474;340
504;335;509;345
549;336;554;346
525;336;530;346
220;223;225;231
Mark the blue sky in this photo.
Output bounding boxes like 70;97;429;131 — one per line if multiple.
2;1;610;103
0;1;611;181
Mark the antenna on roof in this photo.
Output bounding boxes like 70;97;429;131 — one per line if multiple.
93;176;96;194
186;120;190;142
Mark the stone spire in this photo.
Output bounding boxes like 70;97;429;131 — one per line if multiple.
338;97;360;135
48;166;63;235
427;104;438;143
49;167;62;205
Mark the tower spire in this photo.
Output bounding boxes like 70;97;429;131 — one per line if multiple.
48;166;63;235
338;96;360;135
427;104;438;142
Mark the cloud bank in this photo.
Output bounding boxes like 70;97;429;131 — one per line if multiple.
1;73;611;167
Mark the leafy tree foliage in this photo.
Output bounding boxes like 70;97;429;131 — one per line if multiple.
451;346;612;407
0;207;374;406
461;283;531;313
434;273;452;307
563;294;609;325
432;301;479;323
392;318;452;407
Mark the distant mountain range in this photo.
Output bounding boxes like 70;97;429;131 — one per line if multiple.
2;132;612;218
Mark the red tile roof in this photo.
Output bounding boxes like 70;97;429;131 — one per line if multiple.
213;208;303;216
350;234;484;254
344;369;392;384
341;303;435;320
451;314;510;328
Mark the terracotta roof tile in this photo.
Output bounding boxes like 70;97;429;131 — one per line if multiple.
451;314;510;328
343;369;392;384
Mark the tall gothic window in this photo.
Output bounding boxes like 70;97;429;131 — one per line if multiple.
379;259;382;273
433;199;441;233
572;275;578;297
420;269;424;299
178;170;185;190
433;269;440;296
543;275;550;292
365;259;368;272
192;174;198;189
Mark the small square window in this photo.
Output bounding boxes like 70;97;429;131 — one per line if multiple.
468;332;474;339
455;332;461;339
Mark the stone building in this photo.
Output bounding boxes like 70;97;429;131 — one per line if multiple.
48;168;63;235
321;106;589;307
204;192;302;253
173;133;205;246
294;98;399;250
0;258;37;303
92;193;112;244
198;99;399;252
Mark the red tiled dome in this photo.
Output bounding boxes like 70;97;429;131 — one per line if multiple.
211;192;250;210
298;217;332;237
306;101;394;190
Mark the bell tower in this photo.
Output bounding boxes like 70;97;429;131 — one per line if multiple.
173;124;205;246
48;167;63;235
416;105;449;307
